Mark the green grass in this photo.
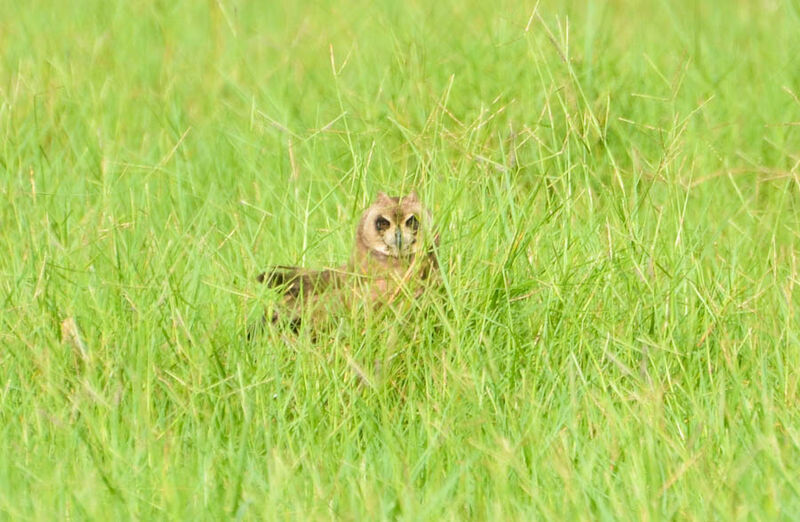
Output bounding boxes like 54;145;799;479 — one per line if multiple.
2;0;800;519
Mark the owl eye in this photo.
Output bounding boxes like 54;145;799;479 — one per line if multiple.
405;215;419;230
375;216;391;231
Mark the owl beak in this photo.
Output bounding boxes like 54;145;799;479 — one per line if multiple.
395;228;403;252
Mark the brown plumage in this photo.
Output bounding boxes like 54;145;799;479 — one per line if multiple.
252;191;438;335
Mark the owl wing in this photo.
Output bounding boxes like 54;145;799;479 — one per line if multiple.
252;265;349;336
256;265;343;298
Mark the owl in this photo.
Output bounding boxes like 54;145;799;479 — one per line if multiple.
251;191;438;335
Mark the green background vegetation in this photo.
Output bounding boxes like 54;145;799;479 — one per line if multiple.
2;0;800;519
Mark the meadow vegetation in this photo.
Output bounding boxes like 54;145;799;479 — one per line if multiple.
2;0;800;518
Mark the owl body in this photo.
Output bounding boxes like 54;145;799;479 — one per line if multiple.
253;192;437;335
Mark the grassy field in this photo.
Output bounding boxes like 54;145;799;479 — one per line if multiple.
2;0;800;519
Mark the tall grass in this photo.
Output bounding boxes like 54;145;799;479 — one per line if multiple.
2;0;800;519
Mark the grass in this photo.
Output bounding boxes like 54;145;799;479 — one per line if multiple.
2;0;800;519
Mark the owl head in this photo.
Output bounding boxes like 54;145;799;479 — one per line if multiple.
356;191;428;259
